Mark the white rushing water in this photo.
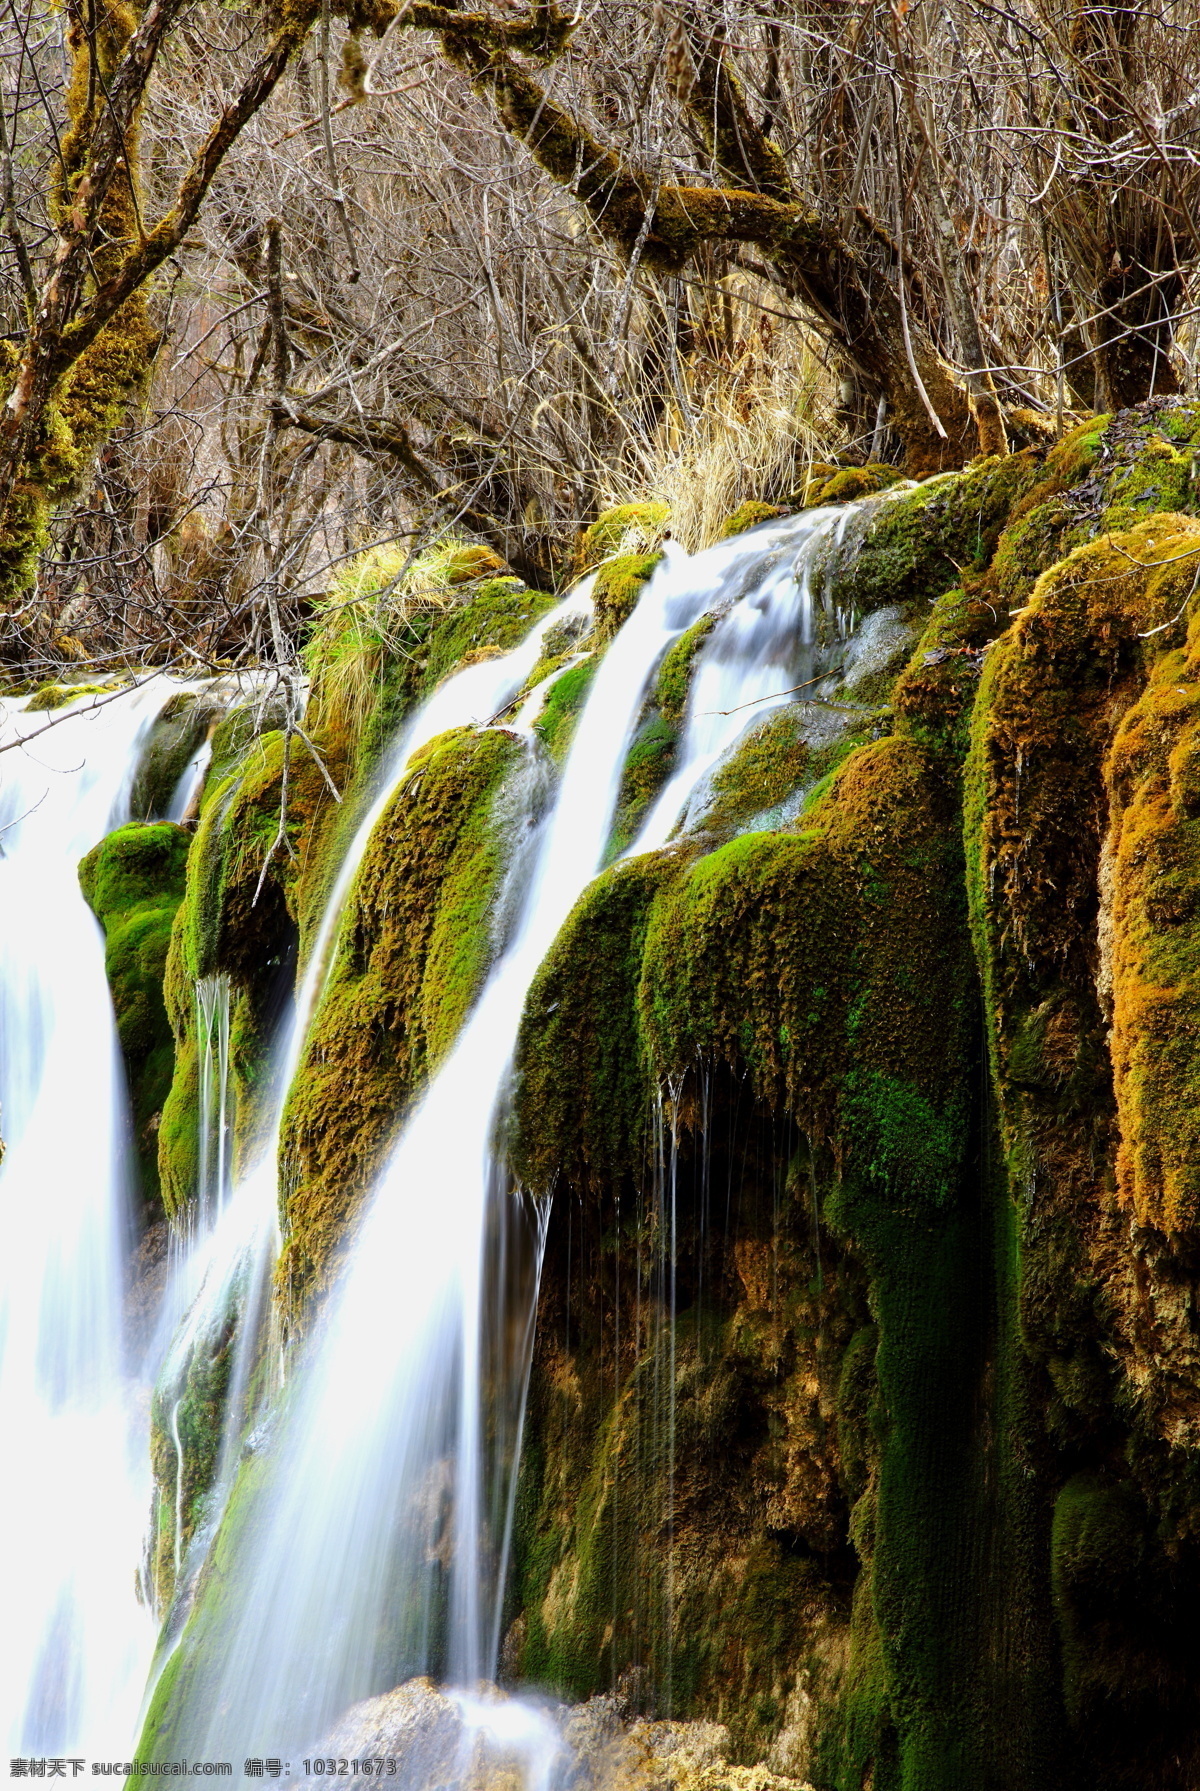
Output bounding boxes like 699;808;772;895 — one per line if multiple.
139;591;596;1692
0;680;186;1754
630;505;847;853
159;511;860;1767
2;506;872;1770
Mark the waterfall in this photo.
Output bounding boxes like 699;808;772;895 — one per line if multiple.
3;504;879;1766
137;591;595;1706
0;680;185;1754
154;512;863;1763
629;505;848;852
195;975;233;1227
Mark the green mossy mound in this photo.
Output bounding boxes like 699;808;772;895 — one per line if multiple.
800;463;907;509
579;502;670;572
821;452;1043;619
606;714;678;858
717;500;787;539
640;737;971;1173
79;821;190;1211
278;724;523;1322
158;727;346;1218
535;659;598;763
25;679;111;711
695;707;878;840
593;553;662;642
514;853;682;1197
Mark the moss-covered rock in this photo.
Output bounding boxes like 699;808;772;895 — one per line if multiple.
130;689;226;821
79;821;191;1212
606;715;678;859
535;659;599;763
594;554;663;643
158;727;345;1218
798;464;906;509
717;501;788;540
655;617;715;725
25;679;111;711
820;452;1043;619
277;724;524;1322
579;503;671;572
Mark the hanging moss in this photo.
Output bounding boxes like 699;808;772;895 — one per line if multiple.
79;822;191;1212
277;724;523;1322
1104;624;1200;1233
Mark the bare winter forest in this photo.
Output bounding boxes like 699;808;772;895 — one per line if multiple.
1;0;1198;672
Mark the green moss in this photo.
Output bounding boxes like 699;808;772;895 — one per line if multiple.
802;464;907;509
655;615;715;724
823;453;1043;620
422;577;557;690
277;724;522;1321
699;709;868;839
593;553;662;642
717;501;787;539
638;738;970;1152
513;854;680;1197
157;726;346;1218
25;680;111;711
534;658;598;763
148;1280;239;1607
606;714;678;859
130;690;224;820
579;502;670;572
79;822;191;1210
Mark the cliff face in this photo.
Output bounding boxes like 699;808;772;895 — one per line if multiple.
95;401;1200;1787
504;407;1200;1790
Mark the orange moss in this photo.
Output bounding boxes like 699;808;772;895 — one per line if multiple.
1105;625;1200;1232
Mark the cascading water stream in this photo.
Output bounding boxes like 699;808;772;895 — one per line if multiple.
629;505;848;854
1;505;874;1767
0;680;191;1753
139;591;595;1677
156;511;859;1766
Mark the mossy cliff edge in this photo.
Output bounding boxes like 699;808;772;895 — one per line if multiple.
506;403;1200;1791
119;400;1200;1786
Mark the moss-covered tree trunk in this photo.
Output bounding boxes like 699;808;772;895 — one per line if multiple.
0;0;333;660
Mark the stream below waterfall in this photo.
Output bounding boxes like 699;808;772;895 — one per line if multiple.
0;501;898;1773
